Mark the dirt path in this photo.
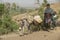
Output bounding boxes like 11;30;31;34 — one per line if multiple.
0;27;60;40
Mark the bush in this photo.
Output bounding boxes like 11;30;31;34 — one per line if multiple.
0;3;19;35
0;3;4;17
2;14;19;33
30;24;40;32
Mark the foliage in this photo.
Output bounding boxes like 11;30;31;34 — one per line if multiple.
38;0;48;19
0;3;4;17
36;0;40;4
30;24;40;31
38;5;44;19
0;3;19;35
12;3;17;10
43;0;47;4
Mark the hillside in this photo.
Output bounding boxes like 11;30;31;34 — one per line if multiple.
12;2;60;25
51;2;60;13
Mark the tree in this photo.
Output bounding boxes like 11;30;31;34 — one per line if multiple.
36;0;40;4
38;0;48;19
44;0;47;4
12;3;17;10
0;3;4;17
0;3;19;35
2;3;19;32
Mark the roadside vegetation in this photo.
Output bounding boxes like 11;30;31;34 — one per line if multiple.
0;0;48;35
0;2;36;35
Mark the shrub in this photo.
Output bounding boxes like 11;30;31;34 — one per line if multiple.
0;3;19;35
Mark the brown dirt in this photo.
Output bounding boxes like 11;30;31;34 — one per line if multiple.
0;27;60;40
51;2;60;13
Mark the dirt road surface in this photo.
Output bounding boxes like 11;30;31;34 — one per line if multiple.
0;27;60;40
